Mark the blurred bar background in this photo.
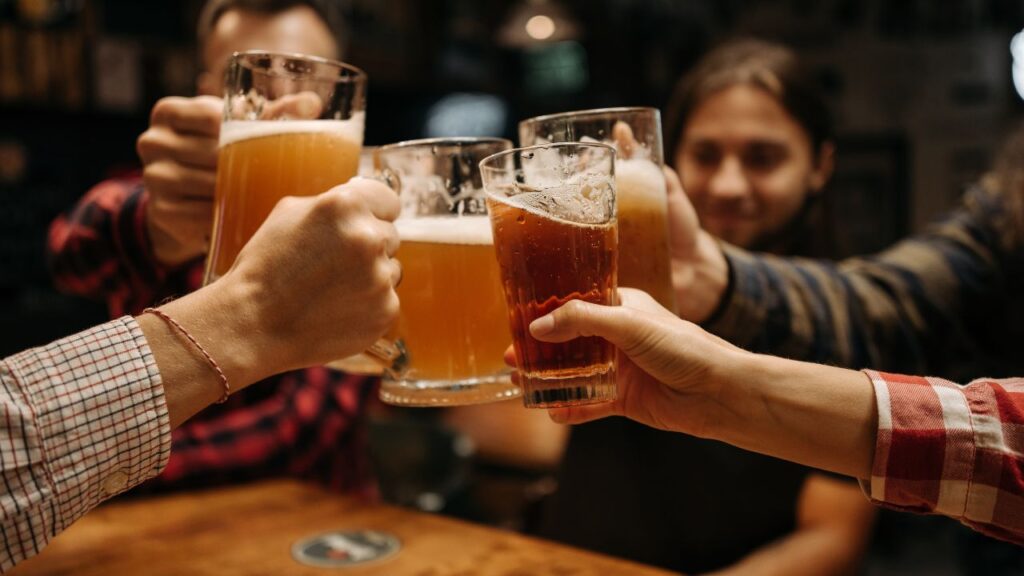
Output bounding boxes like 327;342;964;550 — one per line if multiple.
2;1;1023;574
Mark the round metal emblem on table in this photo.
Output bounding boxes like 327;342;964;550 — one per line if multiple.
291;529;401;567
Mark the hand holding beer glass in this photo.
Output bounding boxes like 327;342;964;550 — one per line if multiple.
376;138;521;406
204;51;367;283
480;143;619;408
519;108;675;312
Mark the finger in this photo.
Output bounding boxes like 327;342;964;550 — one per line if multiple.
142;160;217;200
528;299;652;353
617;288;675;318
342;177;401;222
138;128;219;169
664;165;697;222
148;194;213;224
389;257;403;288
379;221;400;257
663;164;685;200
548;402;619;424
259;91;324;120
151;96;222;136
612;121;637;159
503;345;516;367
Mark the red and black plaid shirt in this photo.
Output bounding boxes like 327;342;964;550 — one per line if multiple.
47;175;376;496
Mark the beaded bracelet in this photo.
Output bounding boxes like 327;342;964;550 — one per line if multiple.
143;307;231;404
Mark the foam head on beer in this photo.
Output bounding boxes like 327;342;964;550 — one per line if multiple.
206;113;365;282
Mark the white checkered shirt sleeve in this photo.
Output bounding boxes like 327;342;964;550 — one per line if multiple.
0;317;170;570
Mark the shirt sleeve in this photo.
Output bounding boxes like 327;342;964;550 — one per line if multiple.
861;369;1024;545
701;184;1015;379
0;317;171;571
47;177;171;315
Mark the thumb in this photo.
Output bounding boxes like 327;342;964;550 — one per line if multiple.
529;299;645;351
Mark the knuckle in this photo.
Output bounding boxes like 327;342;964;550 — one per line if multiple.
151;97;181;124
276;195;303;213
561;299;589;320
381;290;400;324
142;162;173;190
332;186;365;215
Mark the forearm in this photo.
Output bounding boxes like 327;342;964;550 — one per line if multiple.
710;353;877;479
708;525;862;576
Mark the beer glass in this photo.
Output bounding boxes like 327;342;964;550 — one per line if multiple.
204;51;367;284
480;143;618;409
378;137;521;406
519;108;675;312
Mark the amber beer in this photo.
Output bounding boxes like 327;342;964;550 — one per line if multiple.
519;107;675;311
391;216;511;384
487;187;618;408
205;118;363;282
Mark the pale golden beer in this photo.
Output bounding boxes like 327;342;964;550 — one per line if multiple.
206;119;363;282
519;107;676;312
375;137;520;406
614;156;675;309
203;51;366;285
393;216;511;382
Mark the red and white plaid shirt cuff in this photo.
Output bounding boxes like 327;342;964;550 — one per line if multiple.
861;369;1024;545
2;316;170;563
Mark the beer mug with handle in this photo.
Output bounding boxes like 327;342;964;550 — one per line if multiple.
376;137;522;406
206;50;367;283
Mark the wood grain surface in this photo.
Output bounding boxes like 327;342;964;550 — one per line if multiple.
10;480;680;576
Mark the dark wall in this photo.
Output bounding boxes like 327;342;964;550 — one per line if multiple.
2;0;1023;356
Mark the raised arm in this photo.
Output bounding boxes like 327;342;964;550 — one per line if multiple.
2;179;400;570
668;167;1017;376
528;288;1024;546
47;96;222;311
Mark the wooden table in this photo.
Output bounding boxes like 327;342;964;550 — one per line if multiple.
10;480;679;575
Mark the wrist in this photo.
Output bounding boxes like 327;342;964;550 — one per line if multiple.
160;277;283;391
674;230;729;323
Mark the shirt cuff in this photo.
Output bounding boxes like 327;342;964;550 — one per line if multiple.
8;316;171;537
859;369;978;519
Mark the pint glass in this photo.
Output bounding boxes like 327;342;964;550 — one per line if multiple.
378;138;521;406
480;143;618;409
204;51;366;284
519;108;675;312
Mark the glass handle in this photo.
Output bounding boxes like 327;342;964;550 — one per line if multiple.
365;338;408;377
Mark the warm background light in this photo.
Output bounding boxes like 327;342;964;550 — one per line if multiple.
525;14;556;40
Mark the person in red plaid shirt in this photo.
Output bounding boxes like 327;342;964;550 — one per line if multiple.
3;179;401;571
522;126;1024;545
46;0;377;494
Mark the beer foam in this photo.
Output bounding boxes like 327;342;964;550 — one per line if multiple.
219;111;365;147
490;169;616;227
396;215;494;245
616;157;667;205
